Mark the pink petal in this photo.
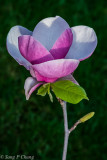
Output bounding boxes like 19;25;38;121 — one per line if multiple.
32;16;70;50
66;26;97;61
24;77;43;100
30;68;57;83
18;35;54;65
32;59;79;80
49;28;73;59
6;26;32;70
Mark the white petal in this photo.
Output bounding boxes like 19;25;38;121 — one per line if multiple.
24;77;43;100
66;26;97;60
32;16;70;50
6;26;32;70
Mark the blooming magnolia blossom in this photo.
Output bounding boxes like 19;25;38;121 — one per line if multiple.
6;16;97;100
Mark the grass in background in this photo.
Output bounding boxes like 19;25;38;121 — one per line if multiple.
0;0;107;159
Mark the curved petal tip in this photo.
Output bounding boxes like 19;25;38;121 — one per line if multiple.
24;77;43;100
66;25;97;61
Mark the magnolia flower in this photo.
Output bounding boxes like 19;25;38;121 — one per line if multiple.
6;16;97;100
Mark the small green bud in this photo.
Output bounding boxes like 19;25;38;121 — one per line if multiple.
79;112;95;123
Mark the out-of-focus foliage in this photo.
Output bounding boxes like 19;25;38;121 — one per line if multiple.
0;0;107;159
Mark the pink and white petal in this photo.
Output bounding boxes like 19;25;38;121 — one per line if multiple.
18;35;54;65
65;26;97;61
32;59;79;79
6;26;32;70
58;74;79;85
24;77;43;100
49;28;73;59
32;16;70;50
30;68;57;83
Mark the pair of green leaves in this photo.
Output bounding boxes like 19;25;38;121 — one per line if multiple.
37;80;88;104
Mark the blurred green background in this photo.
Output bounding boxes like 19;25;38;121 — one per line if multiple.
0;0;107;159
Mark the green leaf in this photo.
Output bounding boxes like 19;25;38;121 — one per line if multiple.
37;83;50;96
37;83;53;102
51;80;88;104
47;83;51;94
49;92;53;102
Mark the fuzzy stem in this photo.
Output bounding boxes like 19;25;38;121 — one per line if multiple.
61;101;69;160
60;101;80;160
60;100;69;160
